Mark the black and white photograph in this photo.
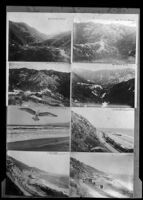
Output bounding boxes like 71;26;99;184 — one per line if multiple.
7;13;72;62
7;106;70;151
8;62;70;107
70;153;133;198
6;151;69;197
71;108;134;152
72;63;135;108
73;14;137;64
4;8;140;198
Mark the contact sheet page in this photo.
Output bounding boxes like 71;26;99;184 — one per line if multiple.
4;7;140;198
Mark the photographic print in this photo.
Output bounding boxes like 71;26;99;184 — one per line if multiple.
72;64;135;108
73;14;138;64
6;151;69;197
7;106;70;151
71;108;134;152
70;153;133;198
8;62;70;107
7;13;72;62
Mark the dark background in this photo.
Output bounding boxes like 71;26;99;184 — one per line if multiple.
0;0;141;198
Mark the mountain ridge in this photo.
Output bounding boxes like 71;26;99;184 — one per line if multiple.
9;68;70;97
73;68;135;85
72;68;135;107
73;22;136;63
9;20;71;62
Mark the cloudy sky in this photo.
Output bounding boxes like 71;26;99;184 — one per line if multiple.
72;108;134;129
72;63;135;72
8;151;69;175
7;12;72;35
9;62;71;73
74;14;138;27
71;153;133;176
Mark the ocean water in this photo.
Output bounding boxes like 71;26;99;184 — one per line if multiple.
98;128;134;138
7;127;69;142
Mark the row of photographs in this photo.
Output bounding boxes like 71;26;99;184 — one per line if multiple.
7;106;134;153
7;62;137;108
7;13;138;64
5;151;133;198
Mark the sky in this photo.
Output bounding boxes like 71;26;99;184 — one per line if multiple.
7;106;70;125
72;63;136;72
71;153;133;175
7;12;72;35
74;14;138;27
8;151;69;175
9;62;71;73
72;108;134;129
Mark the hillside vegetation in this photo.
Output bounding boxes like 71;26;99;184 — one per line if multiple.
9;68;70;106
9;21;71;62
6;155;69;197
71;111;107;152
70;157;133;198
73;22;136;63
72;68;135;107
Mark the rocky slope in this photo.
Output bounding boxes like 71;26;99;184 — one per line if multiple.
73;22;136;63
70;157;133;198
71;111;106;152
73;68;135;85
70;157;105;179
9;21;49;46
9;68;70;106
72;68;135;107
104;78;134;107
9;21;71;62
6;155;69;197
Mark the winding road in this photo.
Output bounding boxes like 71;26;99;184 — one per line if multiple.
96;130;120;153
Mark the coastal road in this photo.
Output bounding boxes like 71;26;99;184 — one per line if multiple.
96;131;120;153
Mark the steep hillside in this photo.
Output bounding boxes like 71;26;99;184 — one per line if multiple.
73;22;136;63
71;111;106;152
9;21;71;62
8;68;70;106
70;157;105;179
9;21;49;46
9;68;70;98
104;78;135;107
72;68;135;107
73;68;135;86
70;157;133;198
39;32;71;49
6;155;69;197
